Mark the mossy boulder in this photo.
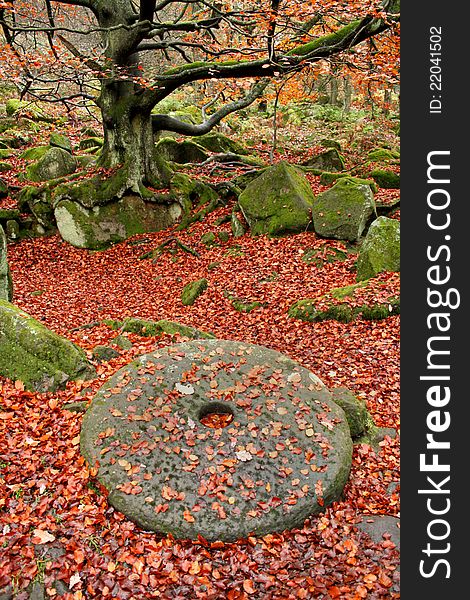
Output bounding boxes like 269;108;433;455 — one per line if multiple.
289;280;400;323
54;195;182;250
181;278;208;305
108;317;215;339
0;162;11;172
78;137;103;152
356;217;400;281
156;319;215;339
18;185;55;229
20;145;51;161
50;133;72;153
26;147;77;182
231;213;245;238
0;178;8;199
304;148;345;172
201;231;217;246
369;169;400;189
5;99;53;122
195;132;249;155
0;299;96;391
0;148;13;159
156;138;208;164
330;388;371;438
92;345;120;363
319;172;378;193
239;161;315;236
0;130;31;149
0;226;13;301
367;148;399;162
312;178;376;241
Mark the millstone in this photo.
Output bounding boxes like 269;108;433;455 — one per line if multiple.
80;340;352;541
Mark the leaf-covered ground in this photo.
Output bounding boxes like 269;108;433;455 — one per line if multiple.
1;107;400;598
1;200;400;599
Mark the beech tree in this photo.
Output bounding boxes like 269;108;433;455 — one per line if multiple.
0;0;399;196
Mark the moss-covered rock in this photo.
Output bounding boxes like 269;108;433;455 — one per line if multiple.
170;172;218;220
312;178;376;241
304;148;345;172
319;172;378;193
356;217;400;281
78;137;103;151
369;169;400;189
5;99;53;122
0;130;31;149
50;133;72;153
0;226;13;301
54;195;182;250
0;162;11;172
0;299;95;391
156;138;208;164
0;148;13;159
231;212;245;238
0;178;8;199
109;317;214;339
92;345;120;363
18;184;55;229
232;299;263;313
5;220;20;241
330;387;371;438
195;132;249;155
20;145;51;161
239;161;315;236
367;148;400;162
201;231;217;246
321;139;342;151
26;147;77;182
288;280;400;323
181;278;208;305
156;319;215;339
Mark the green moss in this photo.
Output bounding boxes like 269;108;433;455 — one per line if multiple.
330;388;370;438
239;161;316;236
201;231;217;246
156;319;215;339
369;169;400;189
120;318;161;337
0;209;19;220
312;177;376;241
181;278;208;306
195;133;249;155
232;300;263;313
319;173;378;193
0;299;95;391
356;217;400;281
20;146;51;161
288;20;361;56
330;281;368;300
367;148;400;162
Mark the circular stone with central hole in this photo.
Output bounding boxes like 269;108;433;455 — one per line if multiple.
80;340;352;541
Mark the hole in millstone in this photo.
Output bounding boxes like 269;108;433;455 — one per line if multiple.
198;402;235;429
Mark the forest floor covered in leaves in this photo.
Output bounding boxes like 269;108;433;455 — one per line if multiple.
1;116;400;599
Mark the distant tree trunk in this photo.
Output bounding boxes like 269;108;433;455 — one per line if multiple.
343;76;352;113
382;88;392;116
329;77;339;106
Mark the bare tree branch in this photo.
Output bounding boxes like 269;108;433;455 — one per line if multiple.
152;79;269;135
